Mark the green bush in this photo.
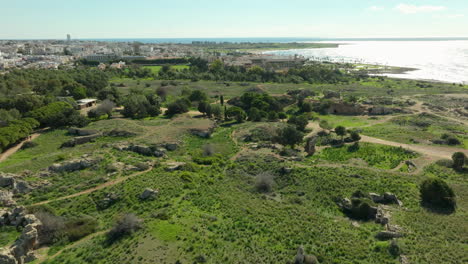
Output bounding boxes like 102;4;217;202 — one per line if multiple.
420;178;456;211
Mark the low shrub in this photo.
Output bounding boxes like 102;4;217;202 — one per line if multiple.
107;213;143;243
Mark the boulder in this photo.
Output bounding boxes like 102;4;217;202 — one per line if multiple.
48;157;98;173
0;248;16;264
163;143;178;151
153;148;167;158
10;223;40;264
190;129;211;138
369;192;402;206
12;181;31;195
375;207;390;225
0;174;15;188
383;192;403;206
0;191;15;207
97;193;120;210
294;246;305;264
139;188;158;200
369;193;384;203
304;255;319;264
165;162;186;172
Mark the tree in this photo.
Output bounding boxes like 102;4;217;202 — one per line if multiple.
248;107;262;122
226;107;246;123
122;94;161;119
350;131;361;142
420;178;456;211
166;98;190;116
335;126;347;141
189;90;208;102
300;102;313;113
275;125;304;149
210;104;223;119
288;115;308;132
452;152;466;171
198;101;209;116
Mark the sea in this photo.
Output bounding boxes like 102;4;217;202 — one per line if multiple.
86;37;468;83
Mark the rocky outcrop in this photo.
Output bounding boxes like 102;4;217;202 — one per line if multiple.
190;129;212;138
67;128;99;136
114;144;166;157
0;191;15;207
165;162;186;172
139;188;158;200
48;157;99;173
368;106;394;115
369;192;403;206
0;248;16;264
0;208;42;264
293;246;319;264
96;193;120;210
0;173;33;195
0;174;15;188
327;102;366;115
61;134;102;148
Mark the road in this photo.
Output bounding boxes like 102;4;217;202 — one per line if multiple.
0;133;41;163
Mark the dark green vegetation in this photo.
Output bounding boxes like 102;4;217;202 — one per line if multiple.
191;42;339;53
0;59;467;264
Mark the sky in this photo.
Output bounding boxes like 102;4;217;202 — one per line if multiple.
1;0;467;39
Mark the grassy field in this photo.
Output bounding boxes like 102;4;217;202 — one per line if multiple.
142;65;189;73
310;143;419;169
1;77;467;264
362;114;468;148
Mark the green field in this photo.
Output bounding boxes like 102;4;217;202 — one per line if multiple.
1;76;467;264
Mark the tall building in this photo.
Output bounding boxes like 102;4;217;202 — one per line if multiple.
67;34;71;42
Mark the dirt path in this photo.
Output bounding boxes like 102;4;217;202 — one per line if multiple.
360;135;467;160
0;133;41;163
36;231;107;263
31;167;153;206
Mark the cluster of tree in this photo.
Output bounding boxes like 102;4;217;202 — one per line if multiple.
147;58;362;84
0;68;109;99
0;118;39;152
122;93;161;119
28;101;89;128
227;92;289;122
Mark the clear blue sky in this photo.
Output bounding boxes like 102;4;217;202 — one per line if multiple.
1;0;467;39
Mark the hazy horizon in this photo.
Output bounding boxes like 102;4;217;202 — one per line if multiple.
1;0;467;39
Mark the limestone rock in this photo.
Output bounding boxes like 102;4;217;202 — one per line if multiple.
165;162;186;172
0;191;15;207
0;248;17;264
139;188;158;200
0;174;15;188
68;128;99;136
48;157;98;173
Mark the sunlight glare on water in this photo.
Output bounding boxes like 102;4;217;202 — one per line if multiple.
265;40;468;84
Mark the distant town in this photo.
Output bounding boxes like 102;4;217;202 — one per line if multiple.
0;35;330;71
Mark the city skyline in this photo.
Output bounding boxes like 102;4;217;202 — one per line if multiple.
1;0;467;39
